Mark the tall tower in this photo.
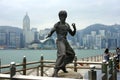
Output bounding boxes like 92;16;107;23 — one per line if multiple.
23;13;34;47
23;13;30;31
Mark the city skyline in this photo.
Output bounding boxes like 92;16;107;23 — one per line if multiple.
0;0;120;30
0;23;120;49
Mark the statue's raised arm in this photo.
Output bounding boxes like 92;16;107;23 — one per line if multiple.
68;23;76;36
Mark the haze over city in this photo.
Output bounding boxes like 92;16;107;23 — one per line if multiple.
0;0;120;30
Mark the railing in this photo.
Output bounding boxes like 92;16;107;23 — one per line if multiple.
0;56;55;76
91;53;118;80
0;54;118;80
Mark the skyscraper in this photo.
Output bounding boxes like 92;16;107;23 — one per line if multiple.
23;13;34;47
23;13;30;31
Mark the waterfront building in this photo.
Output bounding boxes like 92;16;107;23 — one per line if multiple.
95;35;102;49
82;36;87;49
91;31;96;49
117;33;120;47
40;38;56;49
28;38;56;49
39;28;51;40
31;28;39;42
101;38;106;49
91;31;96;36
23;13;34;47
0;26;24;49
108;38;117;49
99;30;105;37
85;34;93;49
0;32;6;46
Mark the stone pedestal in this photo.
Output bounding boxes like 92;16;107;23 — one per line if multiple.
58;69;83;79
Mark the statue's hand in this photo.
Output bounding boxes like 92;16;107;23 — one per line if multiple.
46;35;49;39
45;36;48;39
46;34;50;39
72;23;76;30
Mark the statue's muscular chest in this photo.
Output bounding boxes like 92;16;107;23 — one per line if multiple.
56;24;68;33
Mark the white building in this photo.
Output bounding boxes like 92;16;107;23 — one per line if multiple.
99;30;105;37
23;13;34;47
31;28;39;41
39;28;50;36
91;31;96;36
96;35;102;49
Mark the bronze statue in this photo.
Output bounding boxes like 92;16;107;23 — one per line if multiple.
46;10;76;77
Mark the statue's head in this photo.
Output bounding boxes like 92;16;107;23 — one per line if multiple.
58;10;67;18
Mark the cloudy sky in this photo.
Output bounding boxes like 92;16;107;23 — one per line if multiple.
0;0;120;30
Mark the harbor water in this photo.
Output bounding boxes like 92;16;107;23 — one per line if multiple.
0;49;115;65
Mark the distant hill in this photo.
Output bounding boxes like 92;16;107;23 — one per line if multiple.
0;26;22;32
77;24;120;35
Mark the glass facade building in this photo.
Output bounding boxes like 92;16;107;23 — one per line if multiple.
0;26;24;49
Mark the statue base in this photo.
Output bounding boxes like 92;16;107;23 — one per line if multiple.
58;69;83;79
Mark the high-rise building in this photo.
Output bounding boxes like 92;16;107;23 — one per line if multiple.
23;13;30;31
31;28;39;42
99;30;105;37
91;31;96;36
23;13;34;47
0;26;24;49
39;28;50;40
96;35;102;49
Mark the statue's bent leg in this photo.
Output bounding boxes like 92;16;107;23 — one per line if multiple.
53;40;66;77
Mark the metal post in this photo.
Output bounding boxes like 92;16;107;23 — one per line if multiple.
10;62;16;80
108;57;113;80
41;55;44;76
102;60;107;80
113;56;117;80
94;56;96;62
0;58;1;73
37;66;39;76
91;56;92;61
108;57;112;72
82;58;84;61
88;65;96;80
74;55;77;72
23;56;26;75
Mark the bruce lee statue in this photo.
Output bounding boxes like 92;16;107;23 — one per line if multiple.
46;10;76;77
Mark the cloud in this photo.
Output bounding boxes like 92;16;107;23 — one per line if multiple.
0;0;120;30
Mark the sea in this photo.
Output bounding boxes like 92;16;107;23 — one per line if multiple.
0;49;116;65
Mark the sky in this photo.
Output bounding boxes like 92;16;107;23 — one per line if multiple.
0;0;120;30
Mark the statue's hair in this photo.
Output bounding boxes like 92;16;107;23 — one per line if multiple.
58;10;67;18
